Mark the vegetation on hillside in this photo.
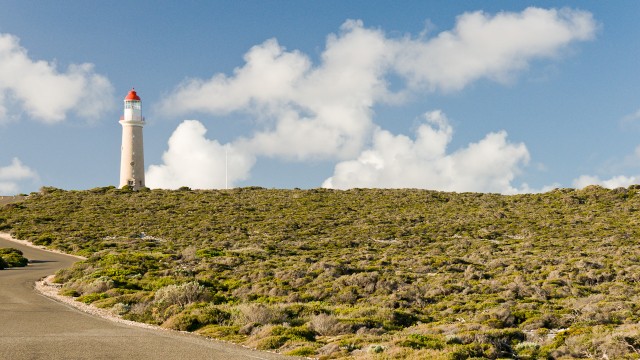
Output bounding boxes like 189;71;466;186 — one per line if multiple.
2;185;640;359
0;247;29;269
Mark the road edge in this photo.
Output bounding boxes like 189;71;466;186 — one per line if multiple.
0;232;305;359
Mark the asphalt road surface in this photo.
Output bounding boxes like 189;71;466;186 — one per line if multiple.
0;236;296;360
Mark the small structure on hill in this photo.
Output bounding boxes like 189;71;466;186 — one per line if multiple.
119;89;146;190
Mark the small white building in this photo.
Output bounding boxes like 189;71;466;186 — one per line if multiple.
119;89;146;190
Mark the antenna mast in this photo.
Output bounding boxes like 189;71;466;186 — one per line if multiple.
225;148;228;190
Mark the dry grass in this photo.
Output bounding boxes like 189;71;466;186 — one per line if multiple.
0;195;25;206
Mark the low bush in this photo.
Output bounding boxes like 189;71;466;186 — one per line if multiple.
256;335;289;350
196;325;244;342
309;313;348;336
0;247;28;267
59;288;80;297
77;292;109;304
163;312;201;331
270;325;315;342
286;346;316;356
400;334;445;350
154;281;208;308
234;303;285;326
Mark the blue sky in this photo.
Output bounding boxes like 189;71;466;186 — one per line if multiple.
0;1;639;194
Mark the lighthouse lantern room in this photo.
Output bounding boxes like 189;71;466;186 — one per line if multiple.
119;88;146;190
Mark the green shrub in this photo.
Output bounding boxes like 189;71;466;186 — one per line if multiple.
77;292;109;304
196;325;243;342
385;310;419;329
60;288;80;297
257;335;289;350
120;185;133;192
0;247;22;256
33;236;53;246
195;248;224;258
271;325;316;342
0;247;28;267
195;306;231;326
514;341;540;359
286;346;316;356
448;343;490;360
163;312;201;331
400;334;445;350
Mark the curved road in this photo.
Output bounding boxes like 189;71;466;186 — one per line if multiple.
0;236;296;360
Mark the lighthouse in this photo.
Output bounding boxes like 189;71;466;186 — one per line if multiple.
119;88;145;190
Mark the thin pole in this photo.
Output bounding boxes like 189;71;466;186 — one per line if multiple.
225;148;228;190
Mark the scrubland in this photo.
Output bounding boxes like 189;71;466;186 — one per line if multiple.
2;185;640;359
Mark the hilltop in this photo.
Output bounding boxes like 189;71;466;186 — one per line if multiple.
1;185;640;359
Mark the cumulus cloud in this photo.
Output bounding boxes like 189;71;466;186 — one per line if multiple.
152;8;596;190
160;20;392;160
146;120;255;189
393;7;596;91
0;158;38;194
572;175;639;189
0;33;114;123
322;111;530;194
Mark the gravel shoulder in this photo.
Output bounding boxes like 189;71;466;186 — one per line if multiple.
35;274;163;331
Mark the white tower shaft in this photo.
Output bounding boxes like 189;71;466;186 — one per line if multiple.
119;89;145;190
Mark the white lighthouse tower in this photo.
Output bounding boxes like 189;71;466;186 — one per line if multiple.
119;88;146;190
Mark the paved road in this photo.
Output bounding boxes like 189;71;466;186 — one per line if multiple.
0;236;295;360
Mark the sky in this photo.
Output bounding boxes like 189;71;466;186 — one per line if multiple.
1;1;640;194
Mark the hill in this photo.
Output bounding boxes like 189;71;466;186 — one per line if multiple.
1;185;640;359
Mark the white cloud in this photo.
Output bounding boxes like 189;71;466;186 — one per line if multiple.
571;145;640;190
0;157;38;194
152;8;596;190
0;33;114;123
322;111;530;194
160;20;392;160
620;109;640;127
146;120;255;189
573;175;639;189
159;39;310;116
517;182;562;194
393;7;596;91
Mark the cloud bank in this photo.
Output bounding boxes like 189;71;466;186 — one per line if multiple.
0;158;38;194
150;8;596;192
393;7;595;91
146;120;254;189
0;33;114;123
323;111;530;193
573;175;639;189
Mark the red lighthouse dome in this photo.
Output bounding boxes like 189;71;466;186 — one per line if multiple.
125;89;140;101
